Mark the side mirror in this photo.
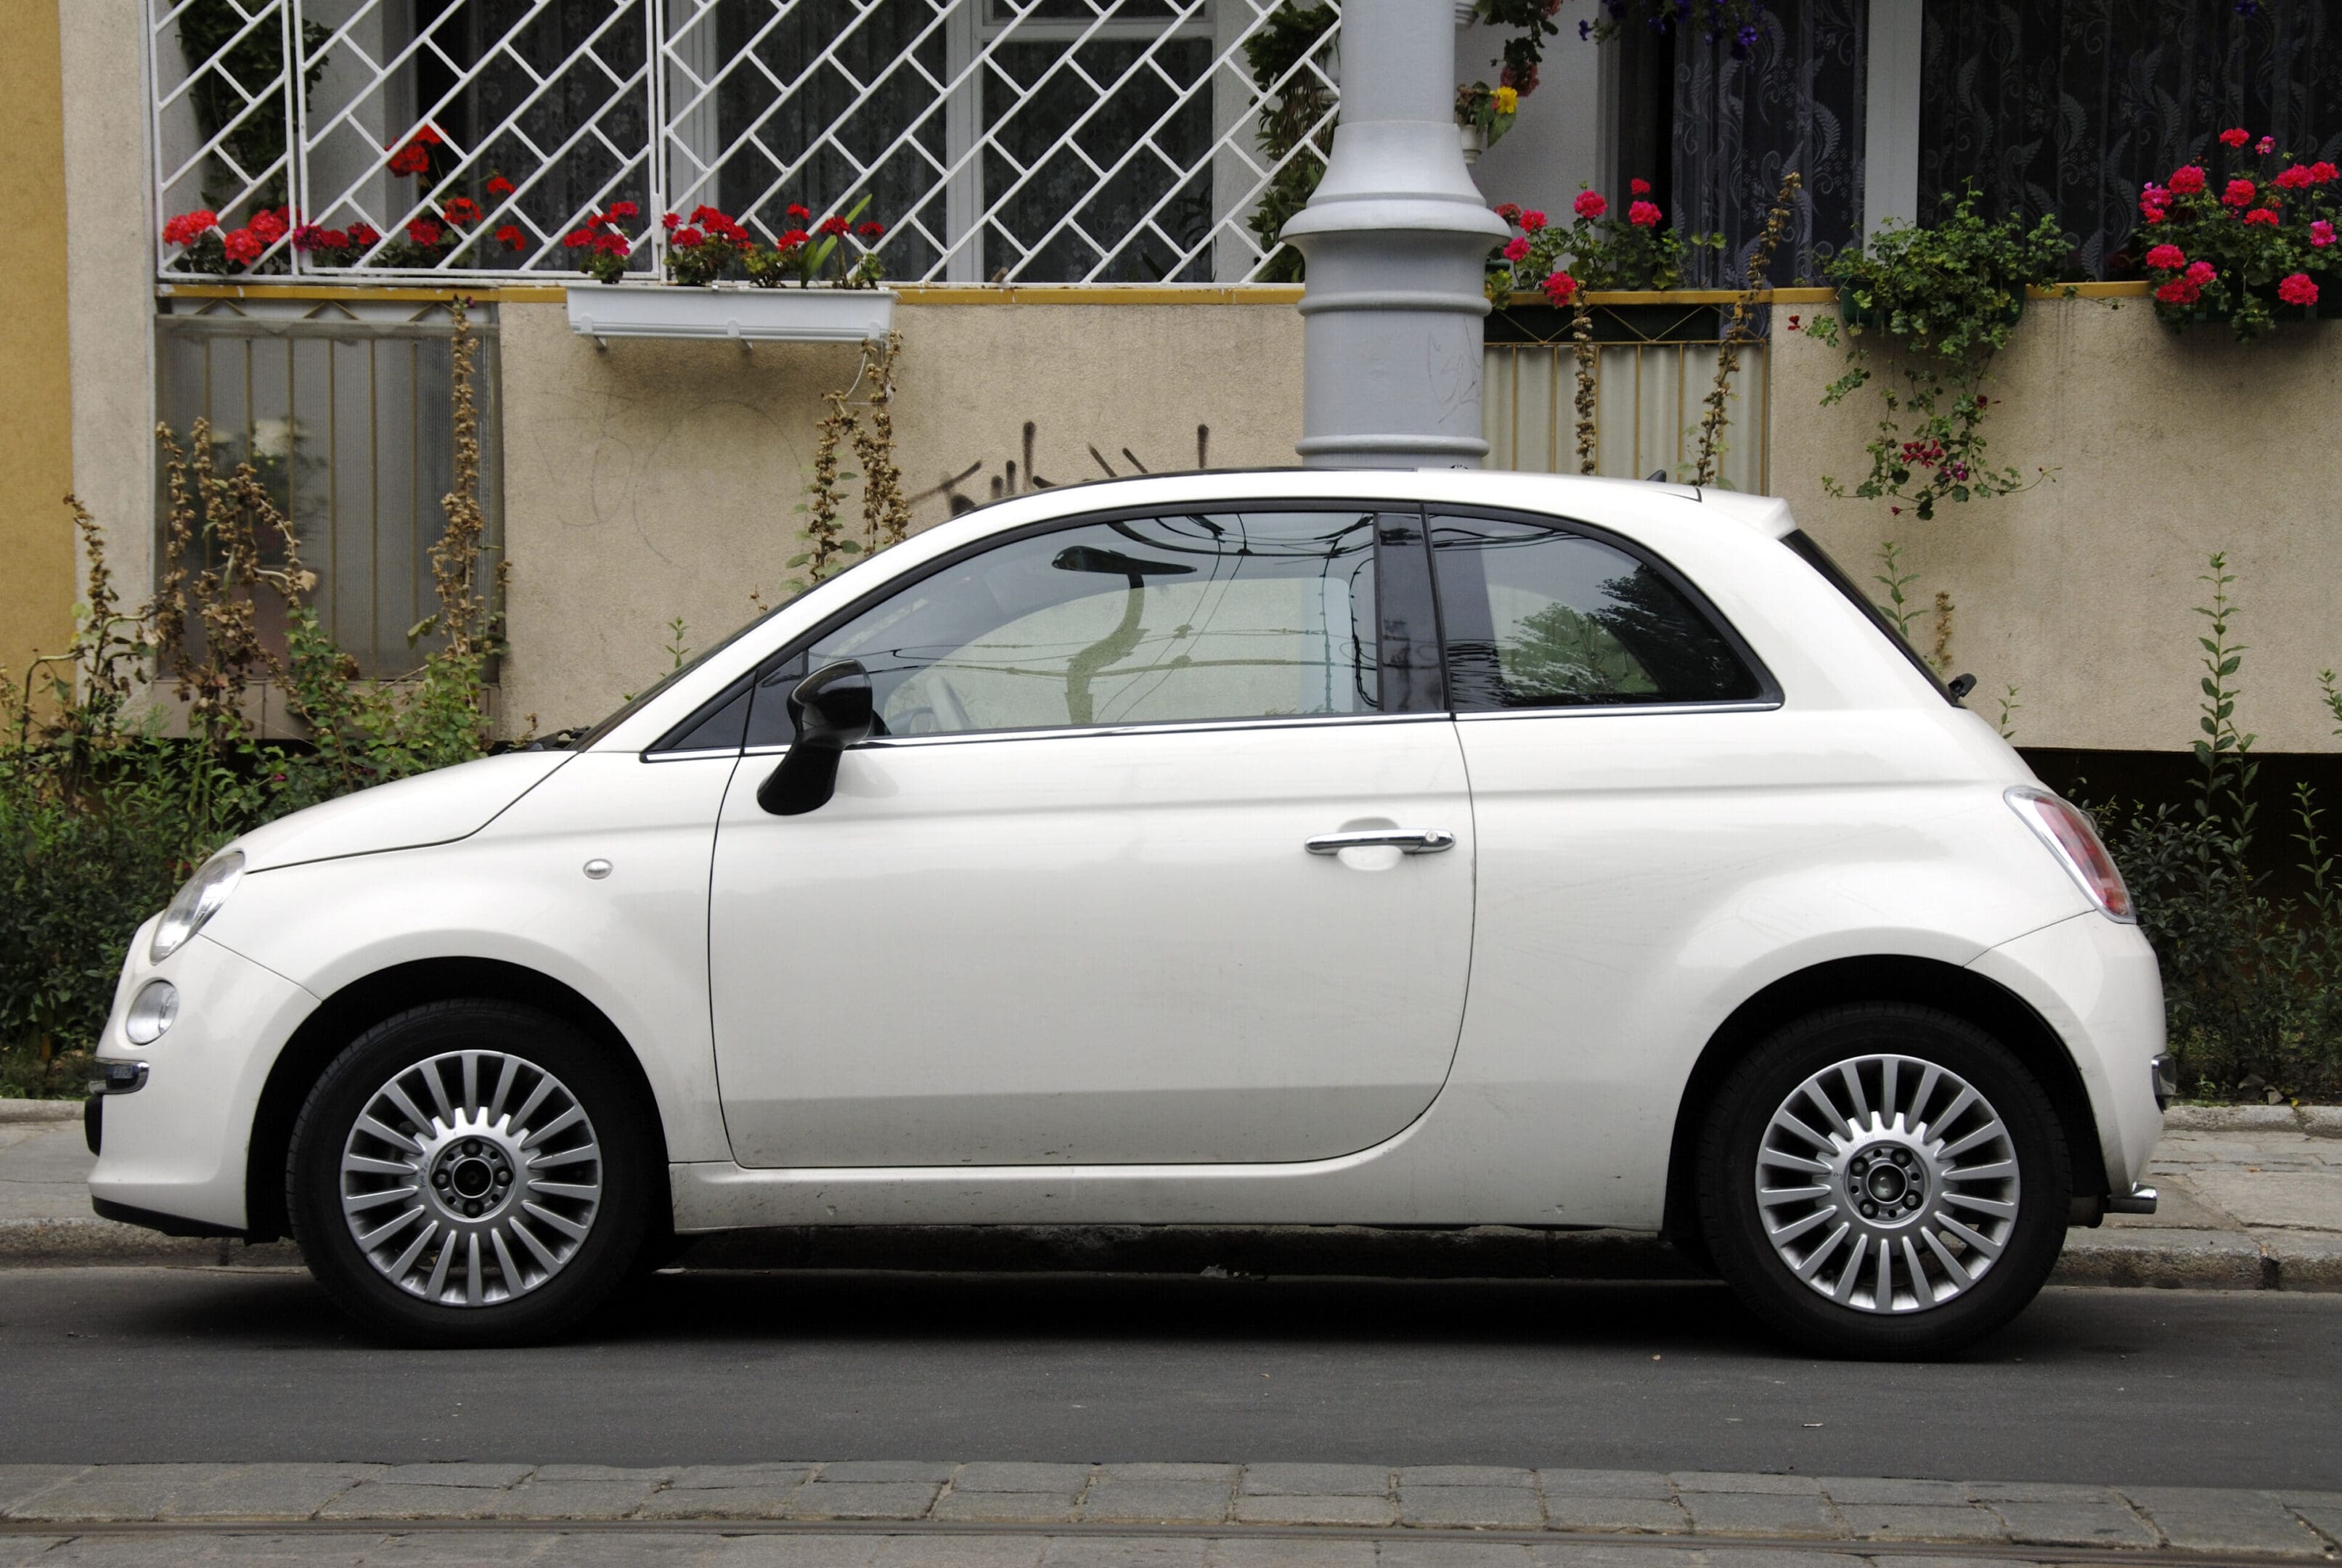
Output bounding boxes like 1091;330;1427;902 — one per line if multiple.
757;659;874;816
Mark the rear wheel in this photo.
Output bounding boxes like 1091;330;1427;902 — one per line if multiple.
286;999;651;1347
1697;1003;2070;1358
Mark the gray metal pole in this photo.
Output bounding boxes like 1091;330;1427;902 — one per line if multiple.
1284;0;1511;469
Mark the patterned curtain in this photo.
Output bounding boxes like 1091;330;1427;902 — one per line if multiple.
1918;0;2342;277
1668;0;1870;286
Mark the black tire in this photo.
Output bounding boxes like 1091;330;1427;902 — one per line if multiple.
286;999;653;1347
1697;1003;2070;1360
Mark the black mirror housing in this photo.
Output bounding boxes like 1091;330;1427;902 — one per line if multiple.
758;659;874;816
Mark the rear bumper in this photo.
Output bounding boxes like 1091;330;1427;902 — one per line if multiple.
1967;910;2167;1196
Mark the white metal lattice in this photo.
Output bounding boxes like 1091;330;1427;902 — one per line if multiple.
151;0;1343;283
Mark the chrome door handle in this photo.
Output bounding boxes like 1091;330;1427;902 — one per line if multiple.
1305;828;1456;856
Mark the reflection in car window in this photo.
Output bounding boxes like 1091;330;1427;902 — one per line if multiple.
798;512;1382;738
1429;515;1759;709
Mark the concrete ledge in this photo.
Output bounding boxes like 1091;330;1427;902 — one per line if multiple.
2162;1105;2342;1135
0;1099;81;1124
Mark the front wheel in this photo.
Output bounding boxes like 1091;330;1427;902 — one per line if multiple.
1697;1003;2070;1359
286;999;652;1347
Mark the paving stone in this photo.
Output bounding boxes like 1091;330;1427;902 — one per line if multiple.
2290;1503;2342;1548
1814;1477;1970;1506
1985;1500;2160;1548
375;1463;535;1489
669;1465;820;1491
489;1535;718;1568
2126;1487;2331;1556
2189;1169;2342;1230
1242;1465;1393;1498
1534;1473;1672;1502
1103;1465;1241;1485
1400;1468;1537;1490
4;1463;218;1520
1204;1539;1379;1568
0;1465;88;1513
637;1482;807;1520
931;1489;1083;1522
1834;1503;2007;1542
1398;1485;1543;1529
0;1538;73;1568
2301;1107;2342;1138
868;1536;1049;1568
531;1465;680;1484
1694;1553;1875;1568
1039;1538;1207;1568
1668;1474;1822;1496
1965;1482;2123;1503
1234;1493;1402;1527
1373;1543;1537;1568
2264;1232;2342;1290
1080;1478;1236;1523
163;1463;384;1519
2162;1106;2301;1131
1678;1493;1845;1538
315;1481;520;1520
783;1480;945;1519
480;1475;676;1519
821;1462;958;1485
703;1535;880;1567
1525;1546;1703;1568
1538;1495;1689;1533
952;1463;1095;1493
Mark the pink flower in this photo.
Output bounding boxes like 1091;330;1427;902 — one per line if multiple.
2155;278;2201;306
2221;177;2256;207
1630;178;1651;195
2139;181;2171;211
2168;165;2207;195
1628;200;1662;227
2279;271;2319;306
2257;136;2276;155
1541;269;1578;306
1502;236;1530;262
2275;164;2314;190
2313;219;2335;248
1521;210;1546;232
2144;243;2187;271
2185;260;2216;285
2245;207;2279;226
1573;189;1606;219
2139;207;2166;224
2219;127;2250;148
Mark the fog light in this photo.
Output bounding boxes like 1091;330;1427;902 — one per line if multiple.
124;980;179;1045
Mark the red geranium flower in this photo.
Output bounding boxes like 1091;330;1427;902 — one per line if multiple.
2168;166;2207;195
2221;178;2256;207
2144;243;2187;270
162;210;218;246
2219;127;2250;148
594;232;628;256
857;220;885;239
776;228;809;250
1628;200;1662;226
2278;271;2319;306
2275;164;2314;190
441;197;483;226
608;202;640;221
2185;260;2216;285
1573;189;1606;219
690;205;730;226
221;228;263;265
486;175;515;199
387;142;430;176
563;230;594;250
2244;207;2278;226
2314;220;2336;248
2257;136;2276;155
674;226;705;248
1522;210;1546;232
786;203;812;222
248;208;289;245
817;216;850;237
346;223;380;248
1541;269;1578;306
661;212;680;230
1630;178;1651;195
1493;202;1522;223
495;224;526;252
1502;236;1530;262
407;218;444;247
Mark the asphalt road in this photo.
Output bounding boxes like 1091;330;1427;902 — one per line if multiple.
0;1267;2336;1487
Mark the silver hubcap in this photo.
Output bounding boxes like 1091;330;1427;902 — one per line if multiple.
338;1050;603;1307
1755;1053;2021;1314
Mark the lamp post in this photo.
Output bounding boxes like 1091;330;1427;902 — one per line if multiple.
1284;0;1510;469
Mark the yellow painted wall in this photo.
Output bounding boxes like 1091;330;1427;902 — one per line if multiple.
0;0;78;701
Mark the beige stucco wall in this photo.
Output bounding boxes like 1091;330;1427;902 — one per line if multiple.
1770;295;2342;754
0;0;78;695
497;301;1305;731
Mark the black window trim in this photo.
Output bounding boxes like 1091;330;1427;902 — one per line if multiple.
645;497;1429;757
1421;504;1784;716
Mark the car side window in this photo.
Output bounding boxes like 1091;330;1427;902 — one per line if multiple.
1429;514;1760;709
750;511;1384;743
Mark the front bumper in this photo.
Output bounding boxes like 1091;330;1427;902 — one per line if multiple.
87;925;317;1234
1966;910;2168;1199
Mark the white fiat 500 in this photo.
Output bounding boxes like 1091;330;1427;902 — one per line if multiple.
89;470;2168;1355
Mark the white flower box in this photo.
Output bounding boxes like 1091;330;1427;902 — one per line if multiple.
565;285;896;346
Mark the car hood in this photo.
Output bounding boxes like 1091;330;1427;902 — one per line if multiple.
233;751;574;873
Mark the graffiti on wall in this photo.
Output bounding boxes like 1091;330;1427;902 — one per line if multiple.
912;422;1214;515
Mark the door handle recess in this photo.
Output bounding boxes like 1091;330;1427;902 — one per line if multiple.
1305;828;1457;855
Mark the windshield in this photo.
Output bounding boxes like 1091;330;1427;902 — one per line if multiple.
1780;530;1956;704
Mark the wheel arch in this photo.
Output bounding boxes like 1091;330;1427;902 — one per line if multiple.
1660;955;2109;1262
244;957;670;1242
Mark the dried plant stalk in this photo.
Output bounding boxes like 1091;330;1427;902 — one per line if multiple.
852;332;912;550
1570;303;1599;475
430;299;494;659
1930;589;1956;675
1693;171;1801;486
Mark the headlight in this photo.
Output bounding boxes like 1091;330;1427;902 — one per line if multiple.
150;850;244;963
124;980;179;1045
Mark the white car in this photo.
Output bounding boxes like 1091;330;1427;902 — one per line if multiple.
87;470;2169;1356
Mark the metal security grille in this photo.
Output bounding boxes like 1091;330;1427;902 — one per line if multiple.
150;0;1343;284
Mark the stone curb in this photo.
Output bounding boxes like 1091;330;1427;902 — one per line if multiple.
0;1100;81;1124
2162;1105;2342;1135
3;1217;2339;1290
1;1463;2338;1555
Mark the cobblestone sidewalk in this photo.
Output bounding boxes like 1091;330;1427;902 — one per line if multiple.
0;1464;2338;1564
4;1102;2339;1286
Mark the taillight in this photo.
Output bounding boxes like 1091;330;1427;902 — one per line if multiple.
2007;787;2135;923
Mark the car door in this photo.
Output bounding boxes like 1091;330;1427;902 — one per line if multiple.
707;506;1475;1169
